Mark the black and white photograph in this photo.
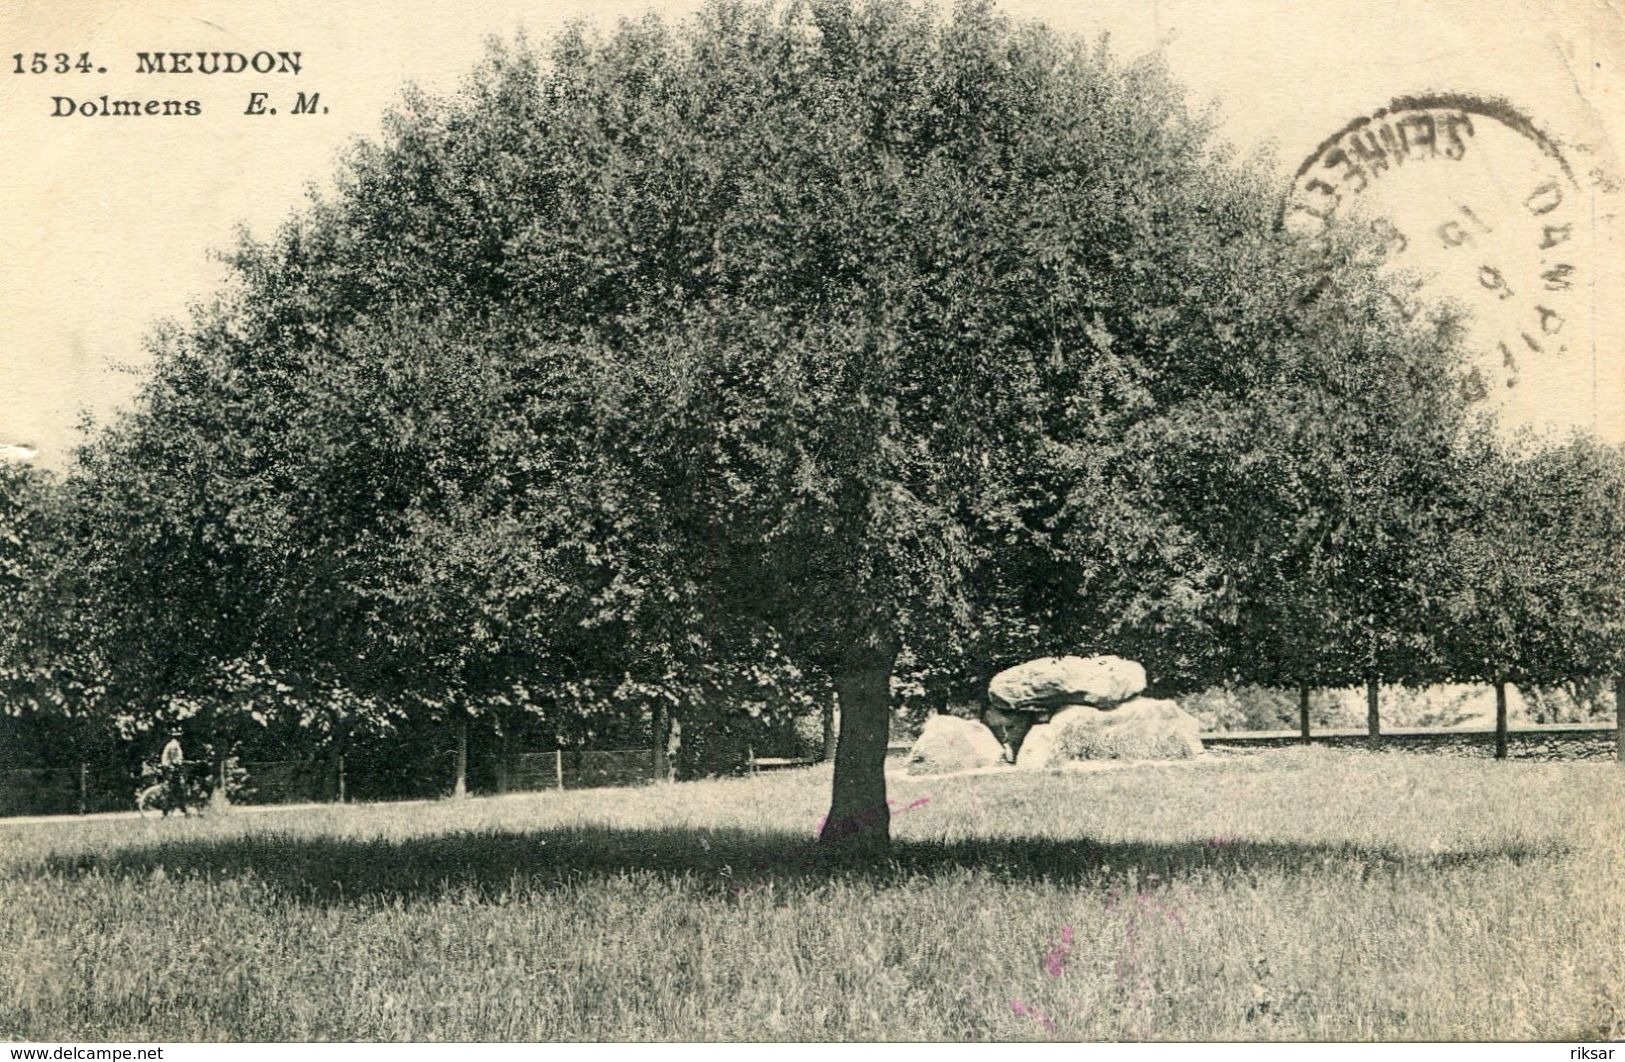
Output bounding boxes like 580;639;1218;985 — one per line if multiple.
1;0;1622;1046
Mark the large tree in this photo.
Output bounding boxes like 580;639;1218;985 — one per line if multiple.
53;0;1469;845
1437;429;1625;758
0;461;66;719
1164;284;1474;739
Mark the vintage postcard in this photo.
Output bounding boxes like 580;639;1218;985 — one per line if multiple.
1;0;1621;1048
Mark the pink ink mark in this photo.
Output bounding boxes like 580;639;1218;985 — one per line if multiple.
1042;924;1074;977
813;795;931;839
1009;999;1056;1031
1110;885;1184;927
1115;919;1139;983
1134;891;1185;929
1109;885;1189;1037
1206;834;1241;848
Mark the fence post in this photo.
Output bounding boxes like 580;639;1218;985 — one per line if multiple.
555;748;564;792
78;762;87;816
337;752;347;804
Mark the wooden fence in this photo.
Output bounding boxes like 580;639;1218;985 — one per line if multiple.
0;748;661;819
0;765;94;817
1201;722;1619;760
504;749;657;792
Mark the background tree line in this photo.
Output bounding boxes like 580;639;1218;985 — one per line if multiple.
2;0;1622;844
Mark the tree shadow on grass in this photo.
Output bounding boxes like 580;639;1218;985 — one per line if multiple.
21;822;1572;908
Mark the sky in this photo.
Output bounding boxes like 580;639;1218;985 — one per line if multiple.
2;0;1621;467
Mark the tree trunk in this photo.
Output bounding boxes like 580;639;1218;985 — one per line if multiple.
210;754;231;811
326;741;343;803
1614;674;1623;765
819;640;898;853
821;694;838;763
1494;679;1509;760
1298;684;1312;745
1365;677;1381;749
452;713;469;799
331;708;348;804
495;717;511;795
665;717;681;783
652;700;670;783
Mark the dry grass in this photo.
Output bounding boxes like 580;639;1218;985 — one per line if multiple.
1;747;1621;1041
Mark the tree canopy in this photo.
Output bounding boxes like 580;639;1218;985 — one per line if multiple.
9;0;1619;838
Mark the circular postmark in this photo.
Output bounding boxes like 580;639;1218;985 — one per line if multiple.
1285;94;1591;428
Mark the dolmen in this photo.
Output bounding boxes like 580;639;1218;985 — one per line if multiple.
905;654;1204;776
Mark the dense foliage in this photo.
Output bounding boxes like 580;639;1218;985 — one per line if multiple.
2;0;1621;838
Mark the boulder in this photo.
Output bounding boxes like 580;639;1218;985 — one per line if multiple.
1047;697;1204;761
983;704;1038;761
906;715;1007;776
988;655;1147;713
1014;722;1061;770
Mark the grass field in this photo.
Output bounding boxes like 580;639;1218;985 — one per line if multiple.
1;747;1622;1042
